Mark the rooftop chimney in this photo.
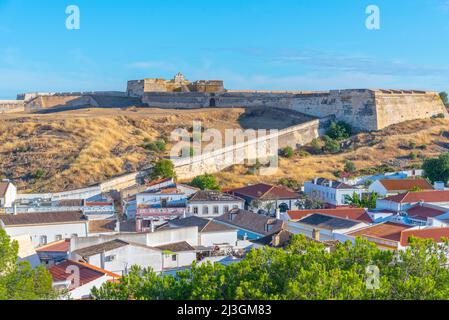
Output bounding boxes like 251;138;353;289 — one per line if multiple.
312;229;320;242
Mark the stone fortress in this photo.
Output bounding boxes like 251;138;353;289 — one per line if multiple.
129;73;448;132
1;72;447;132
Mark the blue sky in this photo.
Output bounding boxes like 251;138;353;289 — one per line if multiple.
0;0;449;98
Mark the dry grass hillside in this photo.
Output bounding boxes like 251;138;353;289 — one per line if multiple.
214;118;449;189
0;108;247;192
0;106;447;193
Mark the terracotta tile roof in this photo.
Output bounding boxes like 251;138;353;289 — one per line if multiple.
215;209;285;235
36;239;70;253
227;183;299;200
400;227;449;246
349;222;412;242
0;211;85;226
155;241;195;252
379;179;433;192
0;182;10;198
85;201;113;206
383;190;449;204
72;239;129;257
48;260;119;289
88;219;117;233
406;205;447;221
288;208;373;223
188;190;244;202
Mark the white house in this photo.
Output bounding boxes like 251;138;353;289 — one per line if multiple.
287;213;368;242
376;190;449;212
70;239;163;275
0;181;17;208
0;211;88;247
304;178;365;207
226;183;300;213
159;216;238;247
49;260;119;300
187;190;245;218
368;179;434;197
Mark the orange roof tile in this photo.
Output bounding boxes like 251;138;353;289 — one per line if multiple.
400;227;449;246
36;239;70;253
349;222;412;242
379;179;433;191
406;205;447;221
383;190;449;204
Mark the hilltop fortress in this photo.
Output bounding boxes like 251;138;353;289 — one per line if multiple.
128;73;448;131
1;72;447;132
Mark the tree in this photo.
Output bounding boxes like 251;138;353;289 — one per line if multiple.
345;192;378;209
0;229;56;300
326;121;352;141
310;138;322;154
150;159;176;180
190;174;220;190
323;135;341;154
91;236;449;300
278;177;301;191
440;92;448;107
344;160;357;173
423;153;449;183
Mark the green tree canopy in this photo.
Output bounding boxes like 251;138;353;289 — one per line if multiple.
423;153;449;183
91;236;449;300
0;229;56;300
150;159;176;180
190;174;220;190
326;121;352;141
345;192;378;209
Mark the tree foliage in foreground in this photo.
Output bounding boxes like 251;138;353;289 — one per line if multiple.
0;229;56;300
91;236;449;300
423;153;449;184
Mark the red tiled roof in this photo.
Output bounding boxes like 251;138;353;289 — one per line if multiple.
85;201;113;206
406;205;447;221
383;190;449;204
379;179;433;192
36;239;70;253
287;208;373;223
228;183;298;200
48;260;119;290
400;227;449;246
348;222;412;242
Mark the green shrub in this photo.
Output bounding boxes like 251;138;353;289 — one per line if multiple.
279;146;294;158
311;138;322;154
409;152;418;160
190;174;220;190
323;136;341;154
344;160;357;173
326;121;352;141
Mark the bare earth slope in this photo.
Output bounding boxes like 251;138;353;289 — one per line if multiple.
0;107;447;193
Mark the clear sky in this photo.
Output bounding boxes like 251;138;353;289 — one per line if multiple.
0;0;448;98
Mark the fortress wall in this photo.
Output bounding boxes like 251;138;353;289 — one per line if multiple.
374;91;448;129
0;100;25;113
173;119;321;179
127;80;145;97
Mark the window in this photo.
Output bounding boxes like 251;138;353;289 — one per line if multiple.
171;255;177;262
192;206;198;214
213;206;219;215
203;206;209;215
232;205;239;209
39;235;47;246
223;206;230;213
55;234;62;241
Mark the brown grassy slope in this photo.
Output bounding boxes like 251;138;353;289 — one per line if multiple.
0;108;246;192
214;118;449;189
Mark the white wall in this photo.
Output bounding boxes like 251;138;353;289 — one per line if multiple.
368;181;389;197
61;275;114;300
5;222;88;247
304;182;364;206
162;251;196;269
200;231;238;247
187;201;244;218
